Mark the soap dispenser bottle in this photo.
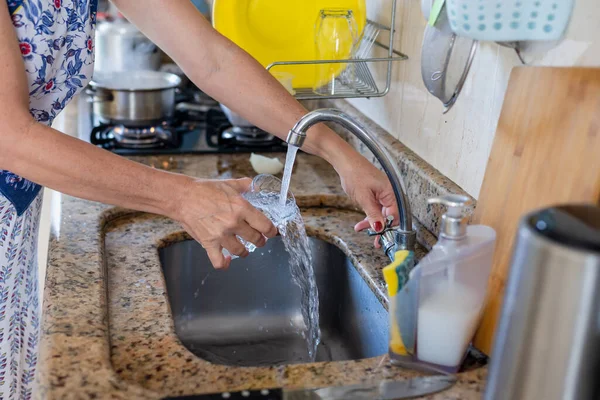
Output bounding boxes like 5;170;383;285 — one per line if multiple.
415;195;496;373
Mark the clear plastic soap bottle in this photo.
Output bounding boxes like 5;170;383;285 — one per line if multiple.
415;195;496;373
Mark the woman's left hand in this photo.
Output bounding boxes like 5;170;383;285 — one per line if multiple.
334;154;399;248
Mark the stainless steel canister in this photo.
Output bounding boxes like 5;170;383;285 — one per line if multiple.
484;204;600;400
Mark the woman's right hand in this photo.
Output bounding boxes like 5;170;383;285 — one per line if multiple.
173;177;278;269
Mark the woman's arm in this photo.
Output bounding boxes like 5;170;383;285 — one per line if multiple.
0;2;276;269
113;0;400;236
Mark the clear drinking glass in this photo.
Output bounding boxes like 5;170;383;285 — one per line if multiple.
249;174;291;199
224;174;296;259
313;9;359;96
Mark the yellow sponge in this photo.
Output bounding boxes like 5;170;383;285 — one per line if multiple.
383;250;415;356
383;250;411;296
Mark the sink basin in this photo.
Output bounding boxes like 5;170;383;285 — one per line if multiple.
160;237;388;367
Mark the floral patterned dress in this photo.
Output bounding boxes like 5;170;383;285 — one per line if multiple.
1;0;97;398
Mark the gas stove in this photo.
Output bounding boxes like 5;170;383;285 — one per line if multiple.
79;85;287;155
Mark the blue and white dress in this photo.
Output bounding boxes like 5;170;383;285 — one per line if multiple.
1;0;97;398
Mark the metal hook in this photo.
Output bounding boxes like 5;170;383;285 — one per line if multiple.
497;41;527;65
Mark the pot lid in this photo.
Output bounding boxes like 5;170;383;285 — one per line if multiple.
90;71;182;91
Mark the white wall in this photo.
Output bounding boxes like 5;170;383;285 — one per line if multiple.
349;0;600;197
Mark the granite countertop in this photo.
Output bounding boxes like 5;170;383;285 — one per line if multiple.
36;101;486;399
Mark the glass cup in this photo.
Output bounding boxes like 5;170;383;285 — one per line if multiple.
313;9;359;96
249;174;290;197
224;174;296;259
245;174;296;225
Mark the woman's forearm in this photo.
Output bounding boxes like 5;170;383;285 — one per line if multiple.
1;116;188;219
111;0;358;169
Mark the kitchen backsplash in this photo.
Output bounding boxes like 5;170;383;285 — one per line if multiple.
348;0;600;198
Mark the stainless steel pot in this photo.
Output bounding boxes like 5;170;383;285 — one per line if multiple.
88;71;181;126
94;19;161;75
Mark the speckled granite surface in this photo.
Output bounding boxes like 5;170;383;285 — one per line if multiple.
37;101;485;399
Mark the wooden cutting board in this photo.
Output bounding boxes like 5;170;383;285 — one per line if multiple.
473;67;600;355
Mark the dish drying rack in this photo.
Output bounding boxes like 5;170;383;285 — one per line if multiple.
266;0;407;100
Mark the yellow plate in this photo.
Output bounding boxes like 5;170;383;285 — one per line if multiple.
212;0;366;89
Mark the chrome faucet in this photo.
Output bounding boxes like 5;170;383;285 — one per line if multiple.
286;109;416;260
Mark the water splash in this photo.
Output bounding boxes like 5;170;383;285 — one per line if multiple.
278;208;320;360
243;190;321;360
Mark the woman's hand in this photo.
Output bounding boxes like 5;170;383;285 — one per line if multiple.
334;153;399;248
173;177;278;269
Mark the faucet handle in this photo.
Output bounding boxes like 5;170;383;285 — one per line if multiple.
385;214;394;228
366;215;416;261
367;215;395;236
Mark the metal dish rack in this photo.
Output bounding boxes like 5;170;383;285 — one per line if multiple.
266;0;407;100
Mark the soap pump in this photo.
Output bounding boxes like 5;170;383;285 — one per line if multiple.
430;195;470;240
415;194;496;373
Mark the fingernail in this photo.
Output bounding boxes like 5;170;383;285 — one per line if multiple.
374;221;383;231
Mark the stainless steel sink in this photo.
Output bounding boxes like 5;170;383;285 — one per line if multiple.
160;237;388;367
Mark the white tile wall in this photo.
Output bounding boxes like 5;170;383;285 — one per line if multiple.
349;0;600;197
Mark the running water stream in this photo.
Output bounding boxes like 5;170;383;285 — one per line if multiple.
279;145;299;205
221;146;321;361
276;143;320;358
242;190;321;360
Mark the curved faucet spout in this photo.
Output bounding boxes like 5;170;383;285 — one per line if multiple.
286;108;416;256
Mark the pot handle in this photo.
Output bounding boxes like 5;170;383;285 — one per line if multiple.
85;88;114;103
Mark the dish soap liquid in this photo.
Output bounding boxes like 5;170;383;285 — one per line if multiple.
415;195;496;373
